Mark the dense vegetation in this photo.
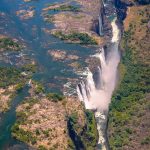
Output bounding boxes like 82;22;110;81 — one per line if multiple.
68;110;98;149
54;31;97;45
12;124;37;145
0;65;34;88
46;93;65;102
11;98;39;145
52;5;80;12
0;65;35;112
108;5;150;150
0;67;22;88
83;110;98;148
0;37;21;51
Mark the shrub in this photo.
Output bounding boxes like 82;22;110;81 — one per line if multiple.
11;126;37;144
38;145;47;150
54;32;97;45
141;136;150;145
15;82;24;92
46;93;64;102
53;5;80;12
0;37;21;51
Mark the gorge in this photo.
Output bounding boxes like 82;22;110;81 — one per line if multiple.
77;17;120;150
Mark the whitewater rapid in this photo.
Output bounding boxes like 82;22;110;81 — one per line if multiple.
77;18;120;111
77;17;120;149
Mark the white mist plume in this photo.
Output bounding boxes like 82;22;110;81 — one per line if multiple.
77;18;120;112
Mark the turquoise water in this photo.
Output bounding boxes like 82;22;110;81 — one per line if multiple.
0;0;97;149
0;86;30;149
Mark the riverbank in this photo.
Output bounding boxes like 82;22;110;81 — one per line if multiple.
0;65;34;113
0;34;36;112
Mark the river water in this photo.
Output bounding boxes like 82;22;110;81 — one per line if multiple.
0;0;97;92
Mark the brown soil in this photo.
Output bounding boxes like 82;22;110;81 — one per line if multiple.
48;49;79;61
123;5;150;65
16;97;86;149
0;85;16;112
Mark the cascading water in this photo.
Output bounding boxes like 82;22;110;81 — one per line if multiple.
102;0;106;7
98;13;103;36
93;66;103;89
77;17;120;149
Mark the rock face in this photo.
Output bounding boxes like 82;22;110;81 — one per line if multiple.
114;0;133;21
114;0;150;21
43;0;107;45
48;50;66;60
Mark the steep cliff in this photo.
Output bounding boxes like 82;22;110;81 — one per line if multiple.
108;2;150;150
115;0;149;21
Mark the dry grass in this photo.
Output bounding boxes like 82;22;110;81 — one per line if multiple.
123;5;150;65
17;99;69;150
0;85;16;112
15;93;86;149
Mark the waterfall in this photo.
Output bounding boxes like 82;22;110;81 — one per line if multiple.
77;17;120;149
77;17;120;110
102;0;106;7
86;68;96;92
77;47;108;110
98;13;103;36
77;68;96;109
93;66;103;89
94;48;106;70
